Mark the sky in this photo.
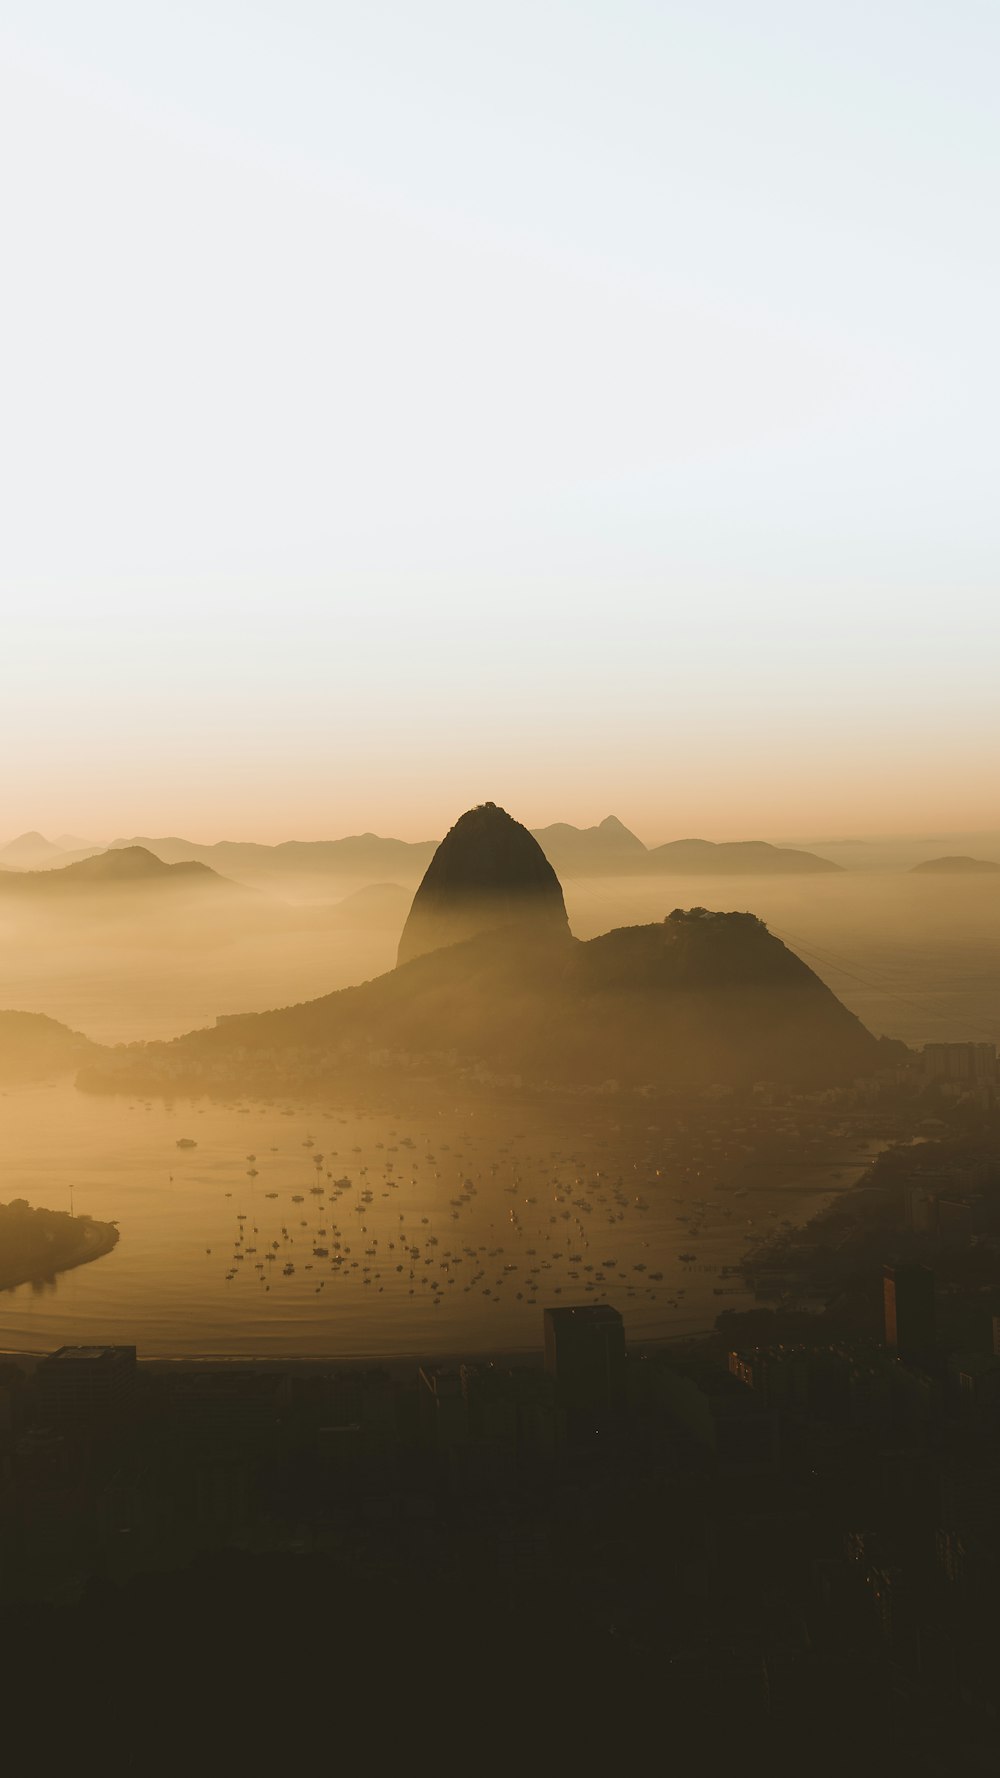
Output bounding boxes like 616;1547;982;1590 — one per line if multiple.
1;1;997;845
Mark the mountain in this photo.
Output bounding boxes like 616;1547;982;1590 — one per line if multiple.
108;833;439;889
396;802;571;966
0;846;243;892
0;1010;99;1080
910;856;1000;875
531;815;648;876
0;831;66;868
77;906;892;1098
324;883;412;930
98;824;840;889
645;838;841;875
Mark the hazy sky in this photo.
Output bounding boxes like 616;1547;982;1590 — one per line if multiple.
1;2;997;843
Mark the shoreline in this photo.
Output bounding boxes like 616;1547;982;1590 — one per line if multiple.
0;1216;119;1297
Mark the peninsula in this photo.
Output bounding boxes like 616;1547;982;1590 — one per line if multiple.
0;1198;119;1292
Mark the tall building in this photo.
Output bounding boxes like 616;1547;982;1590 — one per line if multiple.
923;1043;997;1085
418;1366;467;1451
883;1264;935;1364
36;1345;137;1422
543;1305;626;1428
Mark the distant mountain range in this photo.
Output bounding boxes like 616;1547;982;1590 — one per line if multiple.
0;845;247;894
62;802;894;1097
0;801;904;1093
643;838;839;875
0;831;100;870
0;821;843;885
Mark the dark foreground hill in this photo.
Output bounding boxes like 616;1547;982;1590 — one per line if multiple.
77;908;894;1097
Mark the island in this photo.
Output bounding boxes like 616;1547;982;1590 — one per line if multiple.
910;854;1000;874
0;1198;119;1292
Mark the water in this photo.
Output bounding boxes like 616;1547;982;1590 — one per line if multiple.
0;1082;877;1358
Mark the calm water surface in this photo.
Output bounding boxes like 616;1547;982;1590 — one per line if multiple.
0;1081;878;1358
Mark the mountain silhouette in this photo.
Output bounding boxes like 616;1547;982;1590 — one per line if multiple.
645;838;840;874
61;806;894;1094
86;821;840;889
0;846;245;892
0;1011;99;1079
107;832;439;887
910;855;1000;874
75;904;894;1097
0;831;66;868
396;802;571;966
531;815;648;875
326;883;412;930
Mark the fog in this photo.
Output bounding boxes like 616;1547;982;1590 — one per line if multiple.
1;859;997;1050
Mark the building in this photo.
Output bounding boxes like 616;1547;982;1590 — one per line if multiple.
923;1043;997;1085
418;1366;467;1452
728;1346;810;1411
543;1304;626;1429
937;1197;977;1247
905;1185;939;1235
35;1345;137;1422
883;1264;935;1364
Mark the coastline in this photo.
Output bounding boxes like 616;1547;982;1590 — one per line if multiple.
0;1215;119;1296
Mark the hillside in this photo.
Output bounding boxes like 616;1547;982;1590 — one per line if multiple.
323;883;412;929
0;846;247;893
0;1010;101;1080
0;831;67;868
910;855;1000;875
77;908;893;1097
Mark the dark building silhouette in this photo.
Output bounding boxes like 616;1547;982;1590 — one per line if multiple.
883;1264;935;1363
418;1366;467;1452
923;1042;997;1085
36;1345;137;1422
543;1305;626;1429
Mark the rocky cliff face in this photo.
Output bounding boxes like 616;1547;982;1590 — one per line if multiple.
396;802;570;966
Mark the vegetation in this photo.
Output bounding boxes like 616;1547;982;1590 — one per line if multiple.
0;1197;118;1290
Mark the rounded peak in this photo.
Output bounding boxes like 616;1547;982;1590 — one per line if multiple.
1;831;59;861
422;802;559;886
397;802;569;966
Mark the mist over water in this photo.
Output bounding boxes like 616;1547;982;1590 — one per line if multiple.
0;827;991;1357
